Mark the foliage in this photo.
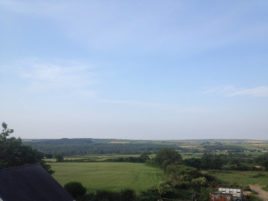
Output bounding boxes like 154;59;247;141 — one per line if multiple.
248;195;263;201
93;190;121;201
138;188;161;201
151;148;217;200
209;170;268;188
0;122;14;139
0;122;53;174
203;142;246;153
106;152;150;163
256;152;268;170
200;153;225;169
55;154;64;162
184;152;257;171
184;157;202;169
165;165;218;189
194;187;211;201
73;189;136;201
120;189;137;201
64;182;87;199
154;148;182;169
139;152;150;162
25;138;179;156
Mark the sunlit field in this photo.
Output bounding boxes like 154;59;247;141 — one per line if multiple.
50;162;164;192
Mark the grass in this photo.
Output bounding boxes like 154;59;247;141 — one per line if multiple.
45;154;142;163
208;170;268;188
50;162;164;192
65;154;141;162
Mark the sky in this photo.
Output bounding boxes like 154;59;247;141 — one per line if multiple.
0;0;268;140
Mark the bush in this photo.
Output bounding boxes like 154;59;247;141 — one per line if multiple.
55;154;64;162
256;153;268;170
94;190;121;201
139;188;161;201
154;148;182;169
120;189;137;201
0;122;53;174
64;182;86;199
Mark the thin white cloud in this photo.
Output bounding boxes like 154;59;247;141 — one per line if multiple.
204;85;268;97
230;86;268;97
15;59;97;96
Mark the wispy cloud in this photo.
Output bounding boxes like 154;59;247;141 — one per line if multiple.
204;85;268;97
15;59;97;96
230;86;268;97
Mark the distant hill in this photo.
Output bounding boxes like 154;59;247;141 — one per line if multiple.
23;138;180;155
23;138;268;156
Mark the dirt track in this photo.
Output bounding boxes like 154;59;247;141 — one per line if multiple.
250;185;268;201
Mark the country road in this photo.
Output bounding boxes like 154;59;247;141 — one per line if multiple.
250;185;268;201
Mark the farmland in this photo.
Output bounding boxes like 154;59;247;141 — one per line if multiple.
8;124;268;200
50;162;164;192
208;170;268;188
31;139;268;200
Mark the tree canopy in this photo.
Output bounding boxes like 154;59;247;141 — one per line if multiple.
0;122;53;174
154;148;182;169
256;152;268;170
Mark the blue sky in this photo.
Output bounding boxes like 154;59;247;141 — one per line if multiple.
1;0;268;139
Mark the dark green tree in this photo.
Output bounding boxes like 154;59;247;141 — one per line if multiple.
55;154;64;162
256;153;268;170
0;122;53;174
200;153;225;170
64;182;86;199
0;122;14;140
154;148;182;169
120;189;137;201
139;152;150;162
139;188;161;201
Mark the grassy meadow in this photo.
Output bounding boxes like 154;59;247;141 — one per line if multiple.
208;170;268;188
50;162;164;192
45;154;142;162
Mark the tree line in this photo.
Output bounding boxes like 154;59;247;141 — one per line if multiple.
0;122;53;174
24;139;180;155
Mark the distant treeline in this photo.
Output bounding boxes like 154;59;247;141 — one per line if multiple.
23;138;181;155
23;138;266;157
184;152;268;171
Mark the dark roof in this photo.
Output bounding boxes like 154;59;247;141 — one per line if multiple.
0;164;74;201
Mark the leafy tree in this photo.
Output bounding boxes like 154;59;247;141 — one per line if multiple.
55;154;64;162
139;188;161;201
139;152;150;162
256;153;268;170
0;122;53;174
184;158;202;169
200;153;225;170
154;148;182;169
94;190;121;201
64;182;86;199
120;189;137;201
1;122;14;139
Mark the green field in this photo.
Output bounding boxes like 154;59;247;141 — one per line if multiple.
50;162;164;192
208;170;268;188
45;154;142;163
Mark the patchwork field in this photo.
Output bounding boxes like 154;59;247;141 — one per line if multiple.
50;162;164;192
208;170;268;188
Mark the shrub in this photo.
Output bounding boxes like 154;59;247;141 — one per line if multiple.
120;189;137;201
64;182;86;199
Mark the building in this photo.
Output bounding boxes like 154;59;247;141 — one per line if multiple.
0;164;74;201
210;188;243;201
